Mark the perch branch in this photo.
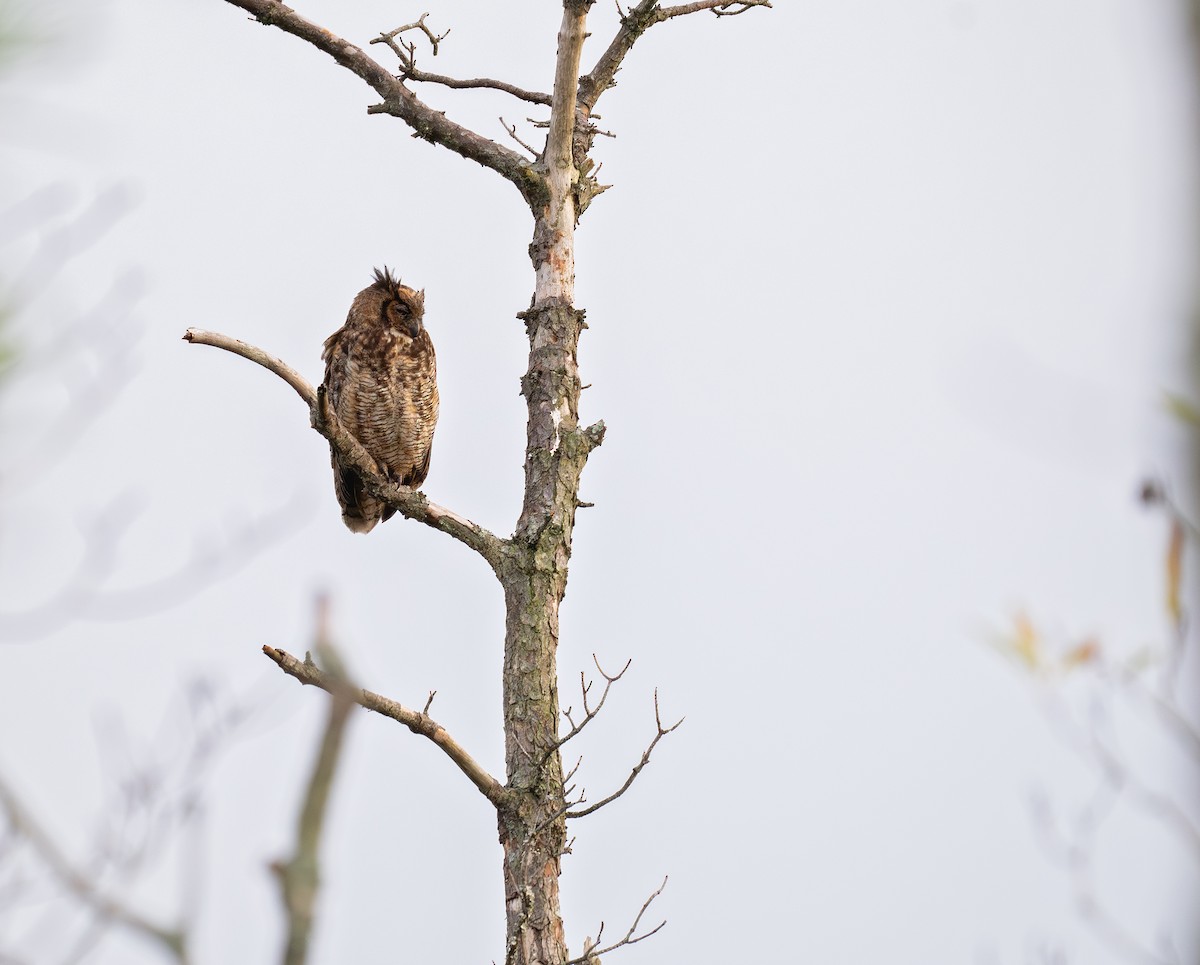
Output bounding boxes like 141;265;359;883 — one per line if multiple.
566;690;682;818
563;877;669;964
578;0;772;111
217;0;540;199
0;774;187;962
263;646;510;809
182;328;506;570
181;328;312;406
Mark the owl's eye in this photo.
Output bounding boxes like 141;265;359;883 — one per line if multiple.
383;301;413;329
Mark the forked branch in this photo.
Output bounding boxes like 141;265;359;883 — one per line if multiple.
541;655;632;766
262;646;510;809
182;328;505;570
564;877;669;965
566;690;682;819
370;16;551;106
372;12;450;66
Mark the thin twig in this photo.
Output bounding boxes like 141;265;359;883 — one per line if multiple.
563;877;669;965
182;328;506;570
403;70;551;105
500;117;542;159
372;13;449;63
663;0;771;17
541;656;631;767
371;27;551;108
566;690;682;819
262;645;510;809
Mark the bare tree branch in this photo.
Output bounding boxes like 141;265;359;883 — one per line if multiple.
578;0;772;111
263;645;510;809
368;13;552;105
216;0;542;200
563;877;669;965
660;0;772;17
272;598;354;965
371;12;449;63
404;70;551;105
182;328;312;406
541;655;631;767
0;775;187;963
182;328;506;570
500;117;543;159
566;690;682;819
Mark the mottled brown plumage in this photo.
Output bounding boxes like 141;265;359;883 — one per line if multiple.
321;267;438;533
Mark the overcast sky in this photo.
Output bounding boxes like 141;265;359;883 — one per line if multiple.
0;1;1197;963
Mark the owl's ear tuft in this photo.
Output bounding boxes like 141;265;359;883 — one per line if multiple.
372;265;403;295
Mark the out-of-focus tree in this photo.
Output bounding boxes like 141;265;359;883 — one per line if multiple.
993;8;1200;963
0;5;303;961
996;479;1198;964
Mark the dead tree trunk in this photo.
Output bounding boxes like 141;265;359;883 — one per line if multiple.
185;2;770;962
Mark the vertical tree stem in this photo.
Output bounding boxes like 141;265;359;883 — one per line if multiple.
497;5;594;964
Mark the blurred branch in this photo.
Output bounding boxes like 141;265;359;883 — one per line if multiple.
272;597;354;965
0;774;188;963
1000;477;1200;963
0;490;308;642
263;645;510;809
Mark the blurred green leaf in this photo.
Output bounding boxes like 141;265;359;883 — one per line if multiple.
1163;391;1200;428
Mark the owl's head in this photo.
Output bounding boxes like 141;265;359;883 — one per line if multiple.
371;266;425;339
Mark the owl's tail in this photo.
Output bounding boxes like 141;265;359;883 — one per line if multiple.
332;455;385;534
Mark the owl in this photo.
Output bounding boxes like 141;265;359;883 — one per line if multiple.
321;267;439;534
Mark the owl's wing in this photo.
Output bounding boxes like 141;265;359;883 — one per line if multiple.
323;328;389;533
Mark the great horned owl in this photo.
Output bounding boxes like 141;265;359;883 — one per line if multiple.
321;267;439;534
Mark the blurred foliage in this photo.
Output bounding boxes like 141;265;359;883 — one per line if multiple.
0;0;47;69
994;478;1198;965
0;303;13;384
1164;392;1200;430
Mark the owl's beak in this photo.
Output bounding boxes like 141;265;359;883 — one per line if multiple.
406;317;423;339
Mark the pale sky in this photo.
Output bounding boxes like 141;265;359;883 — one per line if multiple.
0;1;1196;963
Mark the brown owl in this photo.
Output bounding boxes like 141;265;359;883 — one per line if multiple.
321;267;439;533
